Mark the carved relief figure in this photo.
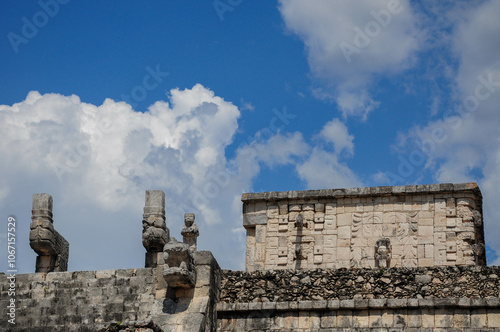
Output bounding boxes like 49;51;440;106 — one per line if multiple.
375;238;392;268
457;199;476;222
351;214;365;268
291;237;314;262
181;213;199;251
398;212;418;267
456;199;482;227
351;213;378;268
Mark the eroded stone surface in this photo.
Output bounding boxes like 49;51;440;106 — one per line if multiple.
220;266;500;303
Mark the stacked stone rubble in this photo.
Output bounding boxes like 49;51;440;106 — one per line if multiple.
220;266;500;303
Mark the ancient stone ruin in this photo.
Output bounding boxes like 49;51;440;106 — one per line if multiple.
242;183;485;271
29;193;69;273
2;183;500;331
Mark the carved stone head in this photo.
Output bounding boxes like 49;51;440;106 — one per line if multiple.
377;244;388;255
375;238;392;268
184;213;195;227
376;238;391;252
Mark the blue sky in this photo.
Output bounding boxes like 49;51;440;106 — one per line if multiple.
1;0;500;273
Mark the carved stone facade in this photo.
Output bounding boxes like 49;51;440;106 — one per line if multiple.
242;183;486;271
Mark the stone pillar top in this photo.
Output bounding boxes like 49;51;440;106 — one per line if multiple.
32;193;53;219
144;190;165;216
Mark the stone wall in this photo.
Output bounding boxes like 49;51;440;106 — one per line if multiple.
1;268;158;331
217;300;500;331
220;266;500;303
242;183;485;271
217;266;500;331
1;251;220;332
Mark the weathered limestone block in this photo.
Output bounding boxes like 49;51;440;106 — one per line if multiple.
29;193;69;273
142;190;170;267
163;238;196;289
181;213;199;251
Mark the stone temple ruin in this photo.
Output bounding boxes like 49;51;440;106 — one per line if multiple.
241;182;486;271
2;183;500;331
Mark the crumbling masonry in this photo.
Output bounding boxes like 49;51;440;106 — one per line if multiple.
2;183;500;331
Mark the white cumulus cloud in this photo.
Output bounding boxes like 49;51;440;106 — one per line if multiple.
397;0;500;264
298;118;361;188
279;0;422;119
0;85;251;271
0;84;339;272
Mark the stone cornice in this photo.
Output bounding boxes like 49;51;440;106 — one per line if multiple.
242;182;481;202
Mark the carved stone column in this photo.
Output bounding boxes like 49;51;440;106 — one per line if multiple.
181;213;199;251
29;193;69;273
142;190;170;267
